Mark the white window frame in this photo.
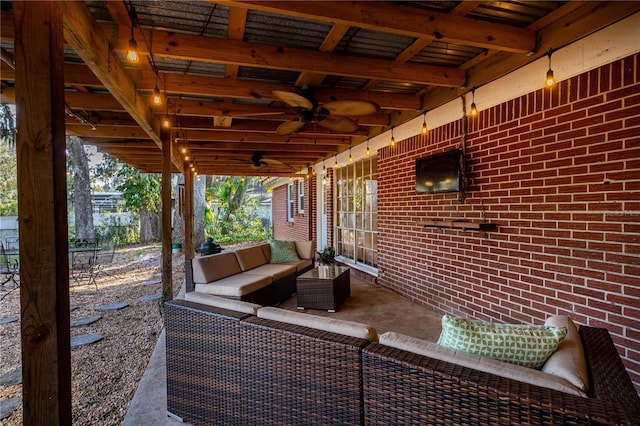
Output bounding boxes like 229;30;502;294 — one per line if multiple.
298;180;305;214
287;182;295;222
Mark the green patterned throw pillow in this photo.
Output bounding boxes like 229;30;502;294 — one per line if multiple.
437;315;567;369
268;240;300;263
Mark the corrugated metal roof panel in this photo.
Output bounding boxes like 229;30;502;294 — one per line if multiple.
237;66;299;85
411;41;484;67
244;10;332;49
320;76;369;91
153;56;226;78
372;81;426;95
466;1;567;27
335;28;416;60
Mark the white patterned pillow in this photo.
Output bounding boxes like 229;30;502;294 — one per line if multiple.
437;315;567;369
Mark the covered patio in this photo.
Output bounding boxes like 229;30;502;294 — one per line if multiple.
1;1;639;423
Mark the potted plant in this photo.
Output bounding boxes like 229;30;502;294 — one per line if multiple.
317;246;335;265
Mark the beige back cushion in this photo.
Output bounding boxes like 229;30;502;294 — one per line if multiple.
294;240;314;260
184;292;262;315
234;245;268;271
258;243;270;262
379;331;586;397
258;306;378;342
192;252;241;283
542;315;589;392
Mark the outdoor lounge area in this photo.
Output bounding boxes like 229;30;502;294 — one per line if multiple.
1;1;639;424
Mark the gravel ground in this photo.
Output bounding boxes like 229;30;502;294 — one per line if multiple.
0;243;185;425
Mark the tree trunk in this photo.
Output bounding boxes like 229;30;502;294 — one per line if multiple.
193;175;206;249
172;174;185;243
139;206;155;243
67;136;94;242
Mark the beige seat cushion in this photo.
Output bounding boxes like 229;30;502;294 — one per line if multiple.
257;306;378;342
234;246;268;271
281;258;313;272
195;274;272;297
542;315;589;392
242;263;296;281
379;331;586;397
184;292;262;315
192;252;241;284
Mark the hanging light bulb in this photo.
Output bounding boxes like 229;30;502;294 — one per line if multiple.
365;139;371;156
152;75;162;106
421;113;428;134
348;147;353;163
390;127;396;147
545;48;555;87
162;116;171;128
126;5;139;64
334;155;338;169
470;87;478;117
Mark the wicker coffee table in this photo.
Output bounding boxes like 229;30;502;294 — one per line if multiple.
296;266;350;312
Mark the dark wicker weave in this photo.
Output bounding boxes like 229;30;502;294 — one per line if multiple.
362;326;640;426
240;316;370;425
273;272;297;304
165;300;250;425
296;266;350;311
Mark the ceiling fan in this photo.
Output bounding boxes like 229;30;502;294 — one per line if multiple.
231;151;291;170
273;87;379;135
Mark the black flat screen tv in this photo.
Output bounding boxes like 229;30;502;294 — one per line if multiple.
415;149;462;194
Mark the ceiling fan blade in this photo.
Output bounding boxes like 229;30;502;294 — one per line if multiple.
276;120;306;135
273;90;314;110
322;100;379;116
317;116;359;133
261;158;285;166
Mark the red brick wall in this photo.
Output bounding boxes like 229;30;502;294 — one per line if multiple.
272;178;314;242
377;53;640;391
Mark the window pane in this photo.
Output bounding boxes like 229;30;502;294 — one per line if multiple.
335;156;378;269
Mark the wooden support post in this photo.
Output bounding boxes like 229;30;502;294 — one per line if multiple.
161;129;172;302
14;2;72;424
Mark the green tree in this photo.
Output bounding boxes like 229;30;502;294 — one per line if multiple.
0;143;17;215
116;165;161;243
205;176;268;243
0;104;17;216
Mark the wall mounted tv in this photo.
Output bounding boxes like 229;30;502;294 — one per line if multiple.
415;149;462;194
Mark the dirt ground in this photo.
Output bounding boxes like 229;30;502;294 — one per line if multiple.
0;243;185;425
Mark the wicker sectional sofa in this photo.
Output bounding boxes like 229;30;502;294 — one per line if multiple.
187;240;314;306
165;296;640;426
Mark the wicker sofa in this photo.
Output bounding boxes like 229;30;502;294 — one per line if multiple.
187;240;314;306
165;298;640;426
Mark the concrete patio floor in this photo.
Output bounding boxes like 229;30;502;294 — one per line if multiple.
123;273;443;425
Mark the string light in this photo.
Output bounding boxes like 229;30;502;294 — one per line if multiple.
470;87;478;117
162;116;171;128
545;48;555;87
390;127;396;147
421;112;428;135
334;155;338;169
348;147;353;163
365;138;370;156
152;73;162;106
126;3;139;64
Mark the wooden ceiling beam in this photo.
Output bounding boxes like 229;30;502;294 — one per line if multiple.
187;141;340;153
61;1;183;172
216;0;536;53
179;129;351;145
295;22;351;87
104;23;465;87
